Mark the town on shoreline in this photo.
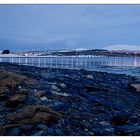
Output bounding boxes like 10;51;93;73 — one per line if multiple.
1;49;140;57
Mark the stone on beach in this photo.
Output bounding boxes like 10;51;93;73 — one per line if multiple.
130;84;140;92
34;90;45;97
51;90;70;97
60;83;67;88
40;96;48;101
111;112;130;126
86;75;93;80
51;85;60;91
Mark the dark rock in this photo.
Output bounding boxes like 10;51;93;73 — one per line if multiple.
84;85;108;92
7;128;21;136
116;125;140;135
34;90;45;97
16;89;29;95
54;128;63;136
47;128;54;135
19;124;33;131
98;126;115;136
37;124;48;130
0;93;8;100
32;130;47;136
134;132;140;136
6;105;62;125
52;102;71;111
111;112;130;126
6;94;26;107
130;84;140;92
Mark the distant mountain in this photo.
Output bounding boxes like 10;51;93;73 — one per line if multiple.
103;44;140;51
48;47;140;57
50;49;108;56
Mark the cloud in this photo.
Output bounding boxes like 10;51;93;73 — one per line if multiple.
0;5;140;50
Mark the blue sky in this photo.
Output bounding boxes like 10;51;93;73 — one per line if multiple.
0;5;140;51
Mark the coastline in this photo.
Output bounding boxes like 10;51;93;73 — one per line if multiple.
0;62;140;136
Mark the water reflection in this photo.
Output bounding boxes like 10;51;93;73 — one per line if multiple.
0;56;140;70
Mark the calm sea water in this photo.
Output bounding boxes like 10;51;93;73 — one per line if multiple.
0;56;140;76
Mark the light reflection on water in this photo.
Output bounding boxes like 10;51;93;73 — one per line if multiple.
0;56;140;76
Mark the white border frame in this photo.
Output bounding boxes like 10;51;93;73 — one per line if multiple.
0;0;140;4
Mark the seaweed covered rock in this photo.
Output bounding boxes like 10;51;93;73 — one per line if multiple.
0;70;27;89
0;105;62;135
6;94;26;107
6;105;62;124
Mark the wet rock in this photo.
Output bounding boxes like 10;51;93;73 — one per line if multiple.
18;86;22;89
111;112;130;126
60;83;66;88
86;75;93;80
0;124;21;136
24;80;40;89
37;124;48;130
52;102;70;111
130;84;140;92
32;89;37;93
6;105;62;125
51;85;60;91
0;88;10;94
88;132;94;135
84;85;106;92
0;93;8;100
99;121;110;126
51;90;70;97
19;124;33;131
134;132;140;136
34;90;45;97
47;128;54;135
102;126;115;136
84;128;89;132
55;128;63;136
32;130;47;136
116;125;140;135
7;128;21;136
16;89;29;95
6;94;26;107
40;96;48;101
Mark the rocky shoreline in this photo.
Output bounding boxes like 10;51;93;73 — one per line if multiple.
0;62;140;136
